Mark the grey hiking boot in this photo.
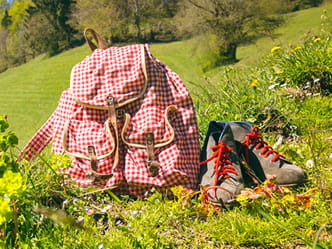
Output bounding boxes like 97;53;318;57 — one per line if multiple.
199;121;245;206
227;121;306;186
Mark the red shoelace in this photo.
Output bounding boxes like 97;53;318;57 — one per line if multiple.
240;126;284;162
200;141;238;187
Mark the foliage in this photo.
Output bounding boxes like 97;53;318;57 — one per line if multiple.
71;0;179;43
26;0;81;56
236;176;312;213
176;0;290;67
257;37;332;94
291;0;324;11
0;115;26;246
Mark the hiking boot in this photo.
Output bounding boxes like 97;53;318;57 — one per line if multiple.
199;121;245;206
227;121;306;186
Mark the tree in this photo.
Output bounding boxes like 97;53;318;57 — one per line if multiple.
291;0;323;11
71;0;179;43
26;0;81;55
177;0;291;66
70;0;130;43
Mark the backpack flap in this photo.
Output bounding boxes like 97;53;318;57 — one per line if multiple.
69;44;148;110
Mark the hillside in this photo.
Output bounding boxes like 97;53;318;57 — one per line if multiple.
0;2;331;147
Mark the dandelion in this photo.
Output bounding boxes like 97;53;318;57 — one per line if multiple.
294;46;302;50
313;37;321;42
250;79;258;89
306;159;314;169
271;46;281;52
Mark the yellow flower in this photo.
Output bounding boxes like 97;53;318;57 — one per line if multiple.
0;170;26;198
271;46;281;52
0;198;11;225
313;37;321;42
294;46;302;50
250;79;258;88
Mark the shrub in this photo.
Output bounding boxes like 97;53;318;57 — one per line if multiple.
259;36;332;94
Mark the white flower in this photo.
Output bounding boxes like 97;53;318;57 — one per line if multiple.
268;83;279;90
306;160;315;169
77;216;84;223
273;135;283;149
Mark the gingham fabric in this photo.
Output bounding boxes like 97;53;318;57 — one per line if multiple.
20;43;200;196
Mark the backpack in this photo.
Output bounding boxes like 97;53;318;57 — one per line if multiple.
19;28;200;197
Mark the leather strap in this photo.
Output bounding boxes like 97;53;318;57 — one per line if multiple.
145;132;160;177
121;105;178;149
86;145;113;182
84;28;108;51
107;96;120;170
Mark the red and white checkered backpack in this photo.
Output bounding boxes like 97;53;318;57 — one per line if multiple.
20;29;200;196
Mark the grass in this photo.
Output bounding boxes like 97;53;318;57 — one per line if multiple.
0;3;331;248
0;46;91;147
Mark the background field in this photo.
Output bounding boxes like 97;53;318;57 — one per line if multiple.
0;3;331;248
1;2;331;147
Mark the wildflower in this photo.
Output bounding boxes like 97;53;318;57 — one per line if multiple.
115;218;124;226
98;243;104;249
0;197;11;225
250;79;258;89
306;159;314;169
296;194;311;208
313;78;320;83
268;83;279;90
248;193;262;199
271;46;281;52
273;135;283;149
0;170;26;198
313;37;321;42
294;46;302;50
76;216;84;223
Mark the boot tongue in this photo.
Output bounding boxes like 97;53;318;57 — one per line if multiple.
219;123;237;151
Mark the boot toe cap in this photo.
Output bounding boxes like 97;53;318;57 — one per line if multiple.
273;165;306;186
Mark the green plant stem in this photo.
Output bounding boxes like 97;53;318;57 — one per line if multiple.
13;200;19;243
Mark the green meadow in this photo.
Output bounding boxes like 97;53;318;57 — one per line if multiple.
1;2;332;147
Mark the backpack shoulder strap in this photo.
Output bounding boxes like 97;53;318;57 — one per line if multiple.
84;28;108;51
